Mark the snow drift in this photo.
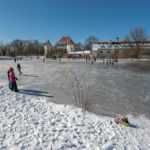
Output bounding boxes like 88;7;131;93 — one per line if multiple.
0;87;150;150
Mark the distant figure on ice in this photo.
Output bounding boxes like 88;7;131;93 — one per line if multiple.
59;55;61;62
17;63;22;75
109;59;112;64
102;58;105;64
115;59;118;64
91;58;94;64
43;57;45;63
106;59;109;67
67;55;69;61
9;67;19;92
112;59;114;65
14;58;16;63
86;56;87;63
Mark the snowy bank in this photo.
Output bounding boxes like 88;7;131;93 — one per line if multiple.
0;87;150;150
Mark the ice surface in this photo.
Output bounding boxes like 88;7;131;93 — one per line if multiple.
0;58;150;118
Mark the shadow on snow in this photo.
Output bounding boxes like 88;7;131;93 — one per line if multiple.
23;74;39;78
129;124;139;128
19;89;54;98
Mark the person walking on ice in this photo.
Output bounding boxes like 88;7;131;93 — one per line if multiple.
17;63;22;75
9;67;19;92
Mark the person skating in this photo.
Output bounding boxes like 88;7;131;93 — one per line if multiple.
17;63;22;75
106;59;109;67
59;55;61;62
14;58;16;63
86;56;87;63
9;67;19;92
112;59;114;65
43;57;45;63
102;58;105;64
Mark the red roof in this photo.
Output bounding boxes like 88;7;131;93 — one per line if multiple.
57;37;74;45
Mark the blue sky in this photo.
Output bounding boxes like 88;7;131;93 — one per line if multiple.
0;0;150;45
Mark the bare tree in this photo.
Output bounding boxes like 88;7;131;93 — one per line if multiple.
0;41;3;56
125;27;148;58
63;68;95;112
9;39;44;56
84;36;99;50
75;42;84;50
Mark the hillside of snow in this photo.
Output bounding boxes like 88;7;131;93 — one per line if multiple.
0;87;150;150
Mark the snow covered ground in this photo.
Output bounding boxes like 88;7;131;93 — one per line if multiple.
0;58;150;118
0;57;150;149
0;87;150;149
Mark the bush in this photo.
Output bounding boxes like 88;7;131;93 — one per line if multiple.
65;69;94;112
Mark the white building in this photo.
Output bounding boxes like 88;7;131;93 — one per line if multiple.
68;50;91;57
92;37;150;58
56;37;75;53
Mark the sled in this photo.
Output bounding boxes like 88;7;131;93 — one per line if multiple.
120;121;130;126
115;117;130;126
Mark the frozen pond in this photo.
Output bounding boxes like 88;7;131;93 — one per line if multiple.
0;58;150;118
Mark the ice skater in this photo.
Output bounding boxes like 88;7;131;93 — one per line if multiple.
59;55;61;63
106;59;109;67
112;59;114;65
14;58;16;63
43;57;45;63
102;58;105;64
91;58;94;64
17;63;22;75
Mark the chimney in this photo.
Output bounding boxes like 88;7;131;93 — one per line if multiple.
109;40;112;43
116;37;119;42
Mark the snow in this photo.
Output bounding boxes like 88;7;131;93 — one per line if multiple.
0;56;15;60
0;57;150;149
0;58;150;118
0;87;150;149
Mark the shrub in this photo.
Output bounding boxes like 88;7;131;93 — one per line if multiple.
65;69;94;112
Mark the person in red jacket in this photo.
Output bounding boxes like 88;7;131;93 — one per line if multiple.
9;67;19;92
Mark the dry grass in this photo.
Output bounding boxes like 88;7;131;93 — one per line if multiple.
65;69;93;112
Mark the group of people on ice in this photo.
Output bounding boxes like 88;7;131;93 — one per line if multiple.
8;62;22;92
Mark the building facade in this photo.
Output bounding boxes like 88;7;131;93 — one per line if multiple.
56;37;75;54
92;38;150;58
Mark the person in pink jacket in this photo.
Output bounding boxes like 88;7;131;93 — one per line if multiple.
9;67;19;92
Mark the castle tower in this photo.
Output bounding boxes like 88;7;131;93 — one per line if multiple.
44;40;53;58
116;37;119;42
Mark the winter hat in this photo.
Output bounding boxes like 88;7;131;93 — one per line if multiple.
9;67;13;71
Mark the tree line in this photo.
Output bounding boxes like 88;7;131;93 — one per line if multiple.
0;27;149;59
0;36;99;57
0;40;44;56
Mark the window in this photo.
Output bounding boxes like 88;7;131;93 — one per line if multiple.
107;51;110;53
